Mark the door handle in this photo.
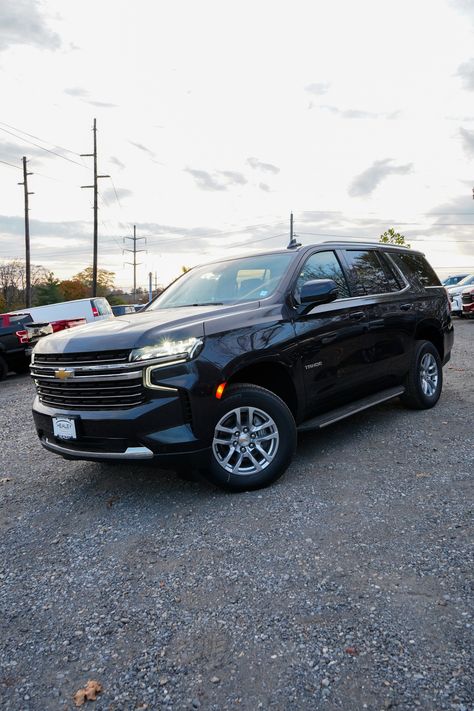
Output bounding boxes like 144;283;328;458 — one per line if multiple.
400;304;412;311
349;311;365;321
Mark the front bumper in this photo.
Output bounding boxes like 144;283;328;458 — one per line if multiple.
462;302;474;315
31;356;221;465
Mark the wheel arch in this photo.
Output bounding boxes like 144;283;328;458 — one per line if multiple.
414;320;444;361
226;361;299;420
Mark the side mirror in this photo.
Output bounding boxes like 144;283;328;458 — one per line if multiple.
299;279;338;306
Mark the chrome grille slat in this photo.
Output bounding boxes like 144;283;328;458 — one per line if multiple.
36;383;142;392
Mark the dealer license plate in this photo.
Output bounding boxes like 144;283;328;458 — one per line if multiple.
53;417;77;440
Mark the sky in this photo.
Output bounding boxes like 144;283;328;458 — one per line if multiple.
0;0;473;290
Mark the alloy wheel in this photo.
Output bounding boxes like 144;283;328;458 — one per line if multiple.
212;406;280;475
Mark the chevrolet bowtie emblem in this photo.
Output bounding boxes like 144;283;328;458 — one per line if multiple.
54;368;74;380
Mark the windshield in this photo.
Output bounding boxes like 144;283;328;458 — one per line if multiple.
147;253;295;310
457;274;474;287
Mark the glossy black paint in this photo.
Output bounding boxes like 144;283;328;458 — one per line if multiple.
31;242;454;464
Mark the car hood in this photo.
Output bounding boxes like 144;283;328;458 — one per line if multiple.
33;302;262;354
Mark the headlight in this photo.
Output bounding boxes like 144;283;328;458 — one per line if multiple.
130;336;203;363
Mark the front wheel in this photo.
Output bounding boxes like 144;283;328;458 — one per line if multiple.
206;384;297;492
400;340;443;410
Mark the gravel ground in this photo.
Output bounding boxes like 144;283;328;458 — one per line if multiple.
0;321;472;711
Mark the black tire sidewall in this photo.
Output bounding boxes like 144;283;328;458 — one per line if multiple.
0;355;7;381
413;341;443;408
208;385;297;491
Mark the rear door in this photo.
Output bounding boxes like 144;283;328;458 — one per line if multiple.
291;249;373;415
339;248;414;386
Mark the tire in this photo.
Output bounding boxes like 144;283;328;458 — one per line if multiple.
206;383;297;492
13;360;30;375
0;355;7;381
400;340;443;410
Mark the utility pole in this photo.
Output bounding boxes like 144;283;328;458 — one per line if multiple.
148;271;153;303
81;119;109;297
18;156;34;307
123;225;146;301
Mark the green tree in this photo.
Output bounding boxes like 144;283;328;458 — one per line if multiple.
379;228;410;248
35;273;62;306
71;267;116;296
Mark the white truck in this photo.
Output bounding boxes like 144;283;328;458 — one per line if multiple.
7;297;114;324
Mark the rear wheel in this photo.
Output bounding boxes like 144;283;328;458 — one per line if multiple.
400;340;442;410
206;384;297;492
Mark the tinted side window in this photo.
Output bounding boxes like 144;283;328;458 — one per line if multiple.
344;250;394;295
93;299;112;316
390;253;441;287
295;251;350;299
378;252;405;291
9;313;33;325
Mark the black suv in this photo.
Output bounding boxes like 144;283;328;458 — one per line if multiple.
30;242;453;491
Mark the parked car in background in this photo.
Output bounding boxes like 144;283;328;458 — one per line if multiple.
442;273;469;287
30;241;453;491
461;285;474;318
111;305;137;317
0;312;32;379
17;318;87;354
8;297;114;325
447;274;474;316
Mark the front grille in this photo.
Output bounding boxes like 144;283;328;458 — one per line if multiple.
461;292;473;305
31;351;146;410
34;350;130;366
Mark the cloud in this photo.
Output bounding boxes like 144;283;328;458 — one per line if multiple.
0;140;45;164
219;170;247;185
247;157;279;174
64;87;117;108
110;156;125;170
0;0;61;52
348;159;413;197
88;100;118;109
129;141;156;159
450;0;474;24
457;58;474;90
102;187;133;202
259;182;271;192
64;87;88;97
320;105;401;120
185;168;247;191
459;127;474;156
324;105;378;119
305;82;330;96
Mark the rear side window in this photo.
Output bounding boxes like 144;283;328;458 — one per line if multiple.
92;299;112;316
295;250;350;299
343;250;396;295
390;253;441;288
8;313;33;325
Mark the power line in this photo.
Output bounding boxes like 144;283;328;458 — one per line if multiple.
0;119;81;157
0;125;85;167
0;158;21;170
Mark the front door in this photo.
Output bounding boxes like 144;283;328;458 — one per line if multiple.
291;250;373;417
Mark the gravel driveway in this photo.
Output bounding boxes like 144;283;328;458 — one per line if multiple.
0;321;472;710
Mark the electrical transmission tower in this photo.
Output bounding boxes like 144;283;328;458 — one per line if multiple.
81;118;109;297
18;156;34;307
123;225;146;300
